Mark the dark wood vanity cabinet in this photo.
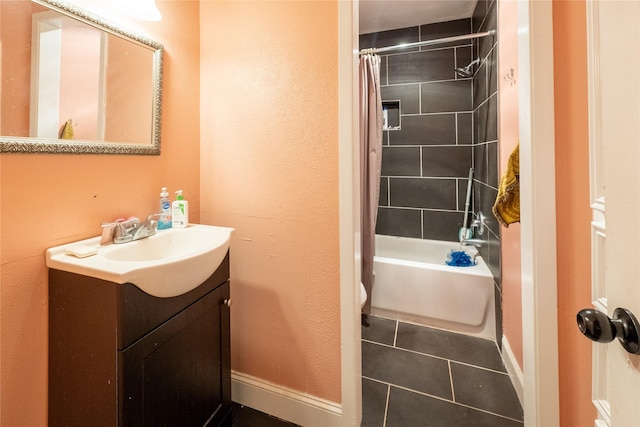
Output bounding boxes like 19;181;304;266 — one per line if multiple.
49;253;232;427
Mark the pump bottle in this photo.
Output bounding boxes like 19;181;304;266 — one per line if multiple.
158;187;172;230
172;190;189;228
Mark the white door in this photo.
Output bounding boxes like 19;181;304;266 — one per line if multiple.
586;1;640;426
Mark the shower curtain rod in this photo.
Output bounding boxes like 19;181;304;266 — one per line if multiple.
359;30;496;55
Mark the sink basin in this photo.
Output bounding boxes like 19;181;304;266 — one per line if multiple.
46;224;234;298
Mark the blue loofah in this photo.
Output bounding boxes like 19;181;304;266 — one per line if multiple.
446;250;476;267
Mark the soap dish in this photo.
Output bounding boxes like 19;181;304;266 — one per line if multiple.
65;245;98;258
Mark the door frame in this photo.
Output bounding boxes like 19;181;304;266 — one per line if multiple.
340;1;562;426
339;1;361;425
518;1;560;426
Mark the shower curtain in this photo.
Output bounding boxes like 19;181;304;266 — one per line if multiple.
359;53;383;314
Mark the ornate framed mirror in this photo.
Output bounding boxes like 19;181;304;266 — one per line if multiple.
0;0;163;154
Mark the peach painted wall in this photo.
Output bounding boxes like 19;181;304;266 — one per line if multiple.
0;1;201;424
105;34;154;144
199;1;342;403
0;2;3;130
0;2;3;425
552;1;595;425
498;0;523;369
0;1;38;136
60;26;102;140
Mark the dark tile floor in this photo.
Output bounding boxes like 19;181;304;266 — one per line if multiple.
230;402;298;426
230;315;522;426
362;315;524;427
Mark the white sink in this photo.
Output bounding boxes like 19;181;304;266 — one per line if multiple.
46;224;234;298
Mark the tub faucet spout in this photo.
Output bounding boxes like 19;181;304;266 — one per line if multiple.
461;238;483;248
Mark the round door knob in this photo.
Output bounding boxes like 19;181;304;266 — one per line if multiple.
223;298;232;307
577;307;640;355
576;308;616;343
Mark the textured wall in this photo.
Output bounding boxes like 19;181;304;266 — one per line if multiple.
0;1;36;136
497;0;523;369
0;1;201;424
552;1;595;424
199;1;342;403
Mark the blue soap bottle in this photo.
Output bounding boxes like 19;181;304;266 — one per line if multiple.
157;187;172;230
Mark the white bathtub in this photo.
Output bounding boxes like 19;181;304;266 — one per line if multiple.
371;235;496;340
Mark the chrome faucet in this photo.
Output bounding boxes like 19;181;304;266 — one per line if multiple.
461;238;483;248
470;211;485;236
458;211;486;249
100;216;158;244
129;218;158;241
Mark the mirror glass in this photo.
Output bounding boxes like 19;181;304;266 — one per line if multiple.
0;0;163;154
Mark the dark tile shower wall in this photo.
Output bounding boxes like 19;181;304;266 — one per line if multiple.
472;0;501;342
473;0;499;282
361;0;501;337
361;19;475;242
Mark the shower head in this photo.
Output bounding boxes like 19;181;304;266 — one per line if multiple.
455;58;480;78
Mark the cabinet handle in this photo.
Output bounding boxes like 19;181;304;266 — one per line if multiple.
223;299;233;307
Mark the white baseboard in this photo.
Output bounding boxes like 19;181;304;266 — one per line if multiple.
231;371;344;426
501;335;524;407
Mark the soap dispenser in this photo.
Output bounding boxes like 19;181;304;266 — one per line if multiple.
158;187;172;230
172;190;189;228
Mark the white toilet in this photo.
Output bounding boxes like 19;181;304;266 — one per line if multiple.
360;282;367;309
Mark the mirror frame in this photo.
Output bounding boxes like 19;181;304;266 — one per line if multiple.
0;0;164;155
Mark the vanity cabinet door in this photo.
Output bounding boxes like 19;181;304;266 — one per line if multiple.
120;281;231;426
